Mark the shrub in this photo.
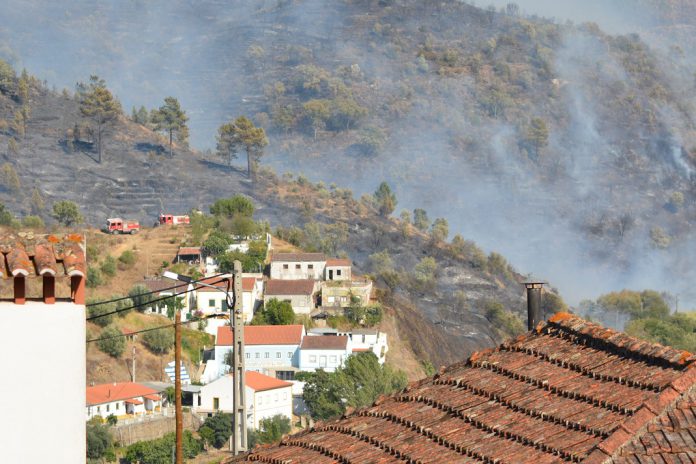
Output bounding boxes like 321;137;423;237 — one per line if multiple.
87;299;115;327
86;421;113;460
253;298;295;325
100;255;117;277
86;267;104;288
118;250;137;268
124;431;202;463
21;215;44;228
97;325;126;358
256;414;291;444
143;328;174;354
199;413;232;449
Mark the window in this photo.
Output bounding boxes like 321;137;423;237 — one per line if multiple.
265;352;269;358
246;353;250;359
255;353;260;359
213;397;220;410
320;355;327;367
309;355;317;363
295;264;301;269
197;396;201;406
97;406;100;413
222;300;228;311
283;264;289;269
330;355;337;363
106;404;110;412
287;352;292;358
308;264;314;269
116;403;120;410
208;299;215;307
276;352;281;358
336;269;342;276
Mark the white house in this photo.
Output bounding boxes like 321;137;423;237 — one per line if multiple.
0;235;86;464
264;279;318;315
193;371;293;429
139;278;194;319
324;258;352;281
349;328;388;364
86;382;163;420
270;253;326;280
299;335;352;372
208;324;306;382
195;275;263;327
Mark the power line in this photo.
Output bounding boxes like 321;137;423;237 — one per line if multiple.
86;277;229;321
85;313;226;343
86;273;226;308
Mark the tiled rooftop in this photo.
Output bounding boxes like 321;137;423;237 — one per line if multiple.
87;382;159;406
217;324;305;346
227;313;696;464
271;252;327;262
301;335;349;351
265;279;316;296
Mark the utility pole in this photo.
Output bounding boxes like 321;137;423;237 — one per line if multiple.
231;260;247;454
175;310;183;464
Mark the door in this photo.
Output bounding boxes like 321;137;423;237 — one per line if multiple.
319;356;327;367
329;269;333;280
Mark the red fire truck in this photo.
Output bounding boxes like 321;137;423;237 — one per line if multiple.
105;218;140;234
158;214;190;226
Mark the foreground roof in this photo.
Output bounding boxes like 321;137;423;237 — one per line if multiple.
228;313;696;464
0;232;85;278
217;324;305;346
86;382;158;406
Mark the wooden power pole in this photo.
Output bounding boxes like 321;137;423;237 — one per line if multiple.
175;310;183;464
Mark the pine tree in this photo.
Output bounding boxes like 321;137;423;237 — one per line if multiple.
373;182;396;217
215;116;268;180
151;97;188;157
76;75;121;163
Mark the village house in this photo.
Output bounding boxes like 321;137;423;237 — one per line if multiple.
324;258;351;281
195;275;263;321
193;371;292;429
320;277;373;308
226;313;696;463
264;279;318;315
269;252;327;280
206;324;306;383
86;382;164;420
298;335;352;372
139;277;194;319
307;327;388;364
0;233;87;464
175;246;202;266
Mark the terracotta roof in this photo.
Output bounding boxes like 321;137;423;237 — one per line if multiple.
271;252;326;262
198;277;257;293
177;246;201;256
266;279;315;296
326;258;351;267
228;313;696;464
86;382;158;406
217;325;304;346
0;232;85;278
143;394;161;401
125;399;143;405
352;348;370;352
246;371;293;392
301;335;348;351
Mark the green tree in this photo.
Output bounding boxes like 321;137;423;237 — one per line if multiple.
253;299;295;325
86;421;113;460
414;256;437;283
0;202;14;226
298;352;406;420
523;117;549;159
87;299;115;327
151;96;188;157
302;99;331;139
128;284;154;311
430;218;449;242
199;413;232;449
214;116;268;180
52;200;83;226
86;267;104;288
131;105;149;125
210;195;255;218
257;414;291;444
100;255;117;277
0;163;20;192
203;230;232;257
143;328;174;354
413;208;430;231
76;75;121;163
124;431;201;463
0;59;16;95
30;188;45;214
373;182;396;217
97;325;126;358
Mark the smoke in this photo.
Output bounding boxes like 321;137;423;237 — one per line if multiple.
1;0;695;309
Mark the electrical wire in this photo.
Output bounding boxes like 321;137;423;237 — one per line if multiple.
86;277;230;321
85;312;227;343
85;273;227;307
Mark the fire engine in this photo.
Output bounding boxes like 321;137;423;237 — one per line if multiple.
105;218;140;234
157;214;190;226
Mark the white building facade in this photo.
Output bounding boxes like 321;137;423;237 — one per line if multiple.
270;253;327;280
298;335;352;372
264;279;318;315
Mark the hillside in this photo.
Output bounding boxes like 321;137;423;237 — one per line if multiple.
0;0;694;307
